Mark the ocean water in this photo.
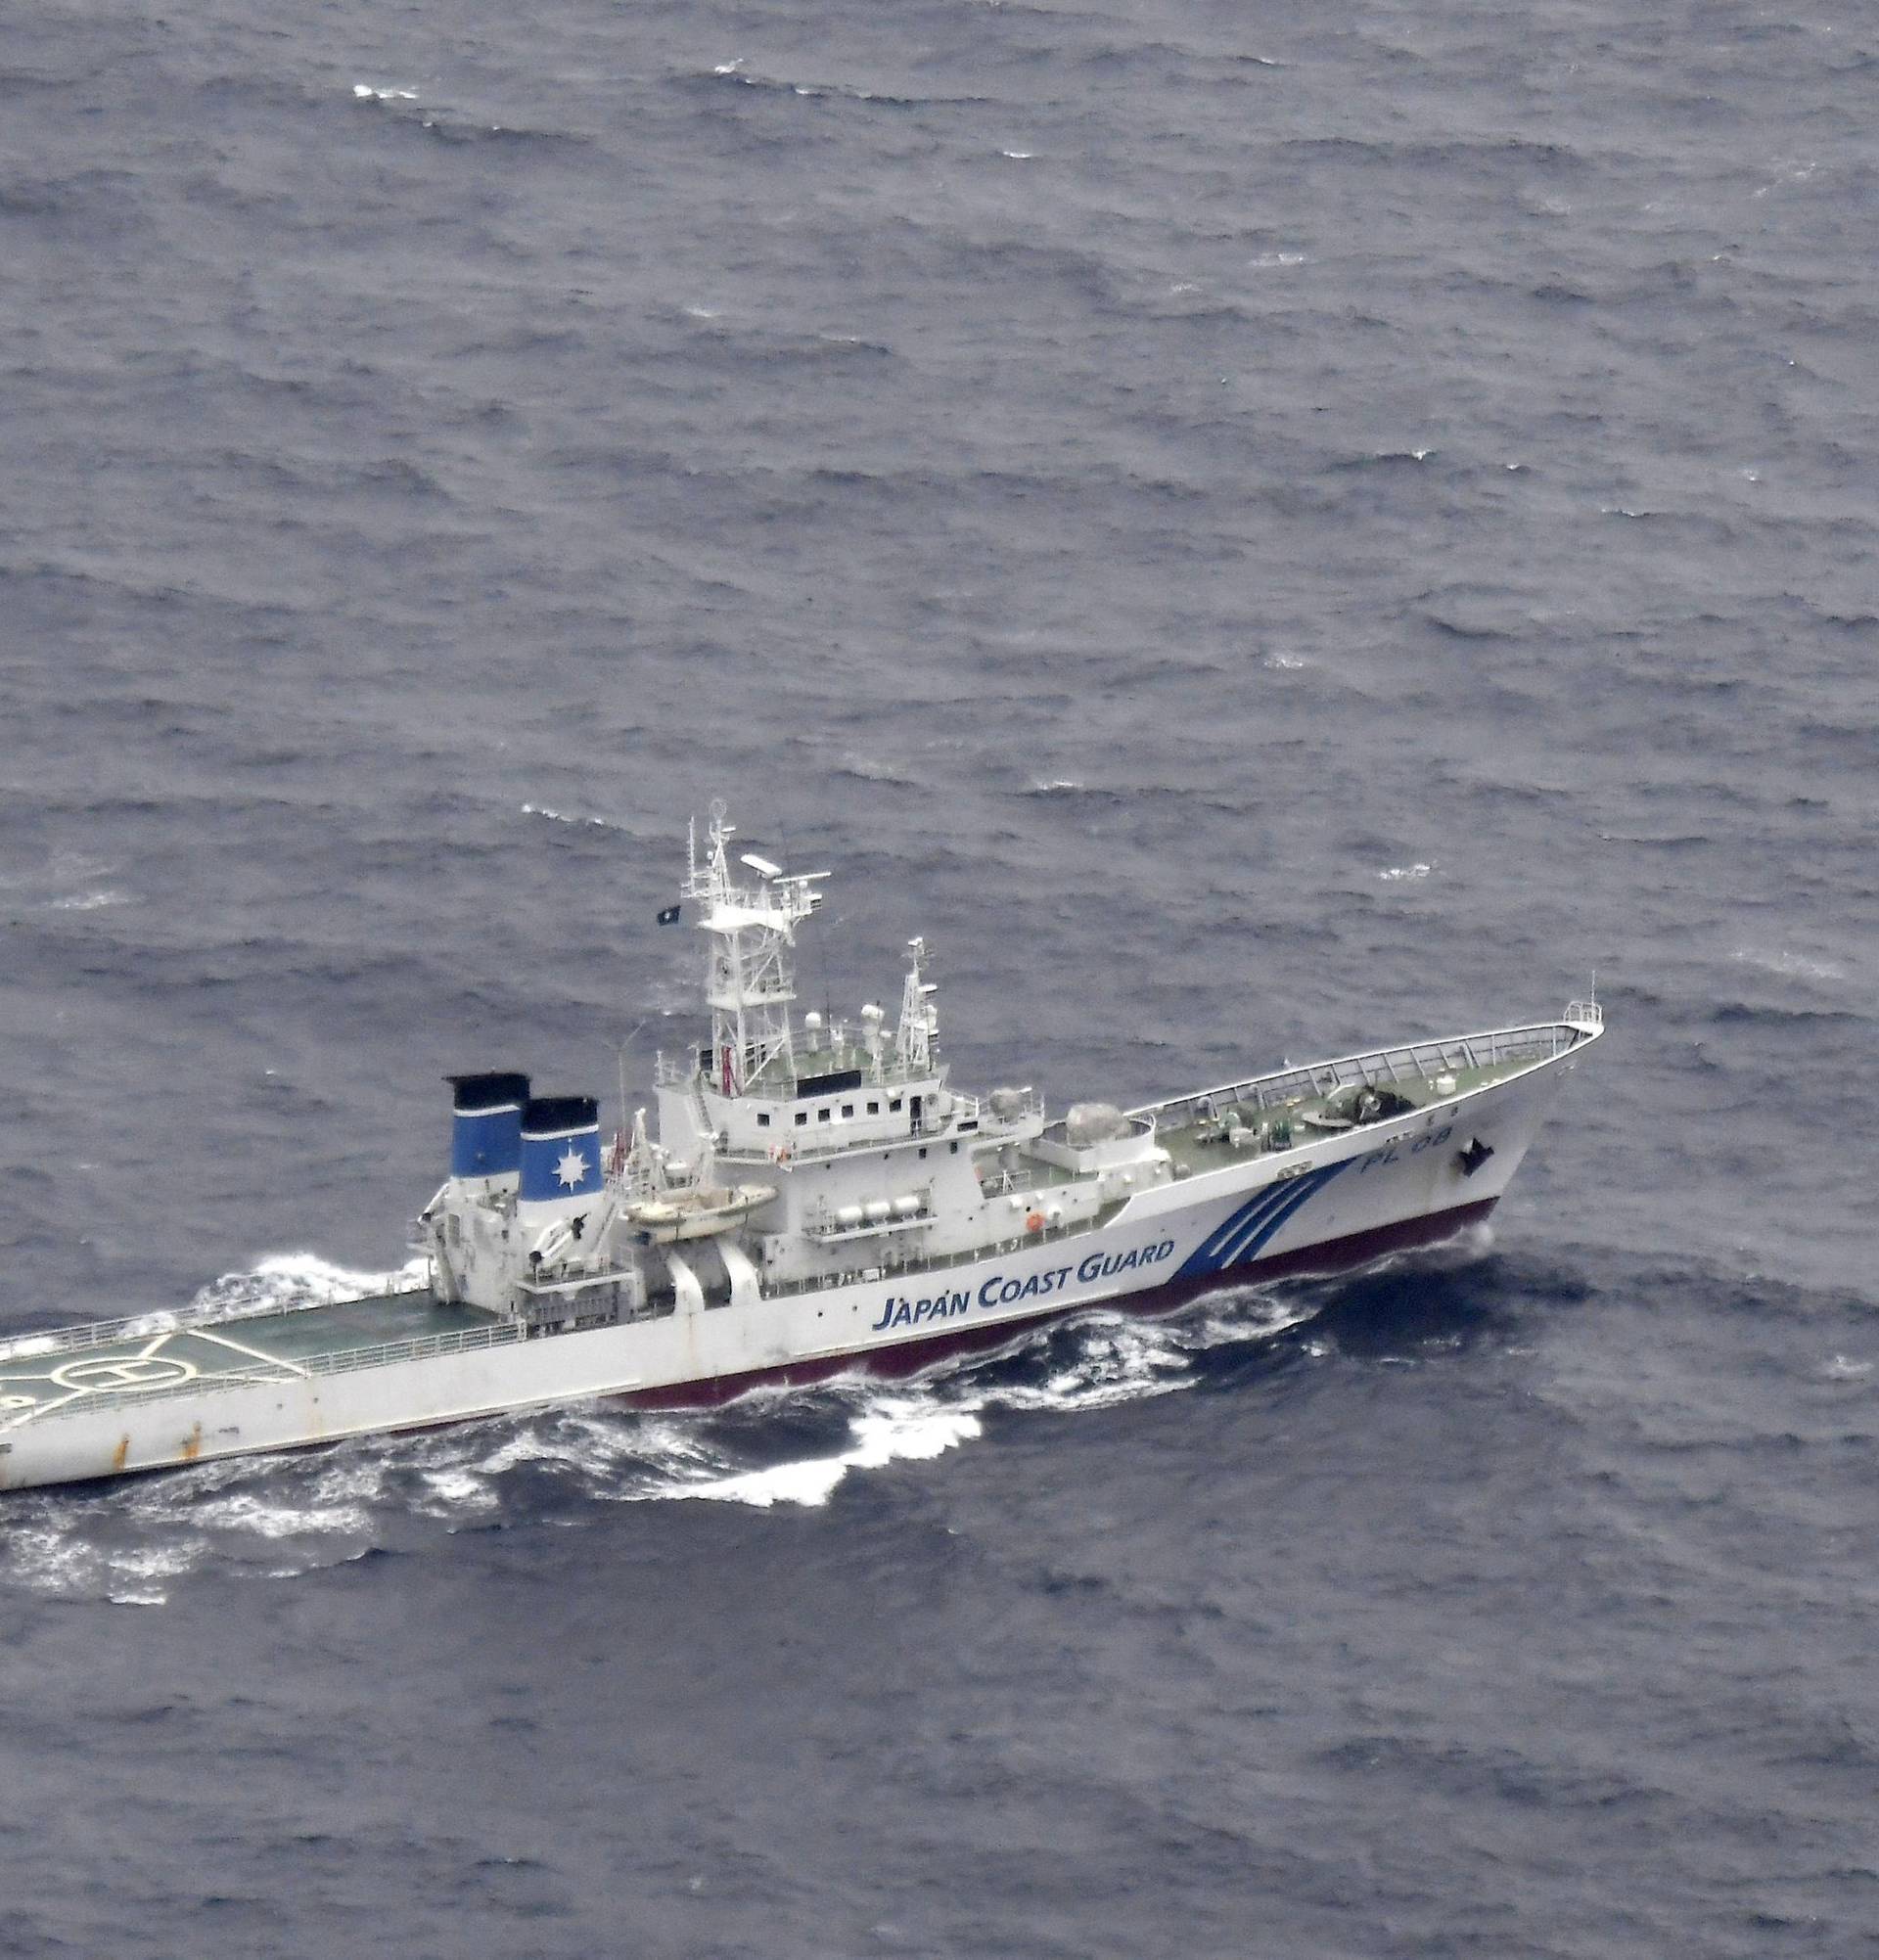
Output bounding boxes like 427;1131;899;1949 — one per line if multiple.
2;0;1875;1951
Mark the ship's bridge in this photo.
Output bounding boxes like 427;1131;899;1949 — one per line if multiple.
662;1059;1046;1162
659;1030;1016;1158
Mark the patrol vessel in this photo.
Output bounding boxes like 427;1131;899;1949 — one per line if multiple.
0;803;1602;1491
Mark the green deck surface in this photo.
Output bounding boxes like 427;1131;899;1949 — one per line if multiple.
0;1290;497;1432
220;1292;486;1360
1152;1060;1517;1178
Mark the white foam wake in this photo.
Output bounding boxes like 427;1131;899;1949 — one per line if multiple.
0;1267;1322;1601
1732;945;1846;982
0;1254;427;1361
667;1400;985;1509
195;1252;429;1315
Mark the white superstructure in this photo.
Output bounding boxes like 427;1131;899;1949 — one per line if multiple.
0;805;1602;1491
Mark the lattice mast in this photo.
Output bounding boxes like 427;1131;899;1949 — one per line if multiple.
683;799;826;1097
894;936;940;1074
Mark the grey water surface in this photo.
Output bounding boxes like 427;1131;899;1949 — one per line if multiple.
2;0;1875;1953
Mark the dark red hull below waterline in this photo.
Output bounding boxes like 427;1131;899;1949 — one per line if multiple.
621;1195;1502;1413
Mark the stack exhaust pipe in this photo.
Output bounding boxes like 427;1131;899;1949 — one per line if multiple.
447;1071;531;1192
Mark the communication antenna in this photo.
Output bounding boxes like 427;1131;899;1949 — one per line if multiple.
608;1021;647;1117
812;914;848;1032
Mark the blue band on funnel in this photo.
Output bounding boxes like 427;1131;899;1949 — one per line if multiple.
452;1104;524;1178
447;1071;530;1179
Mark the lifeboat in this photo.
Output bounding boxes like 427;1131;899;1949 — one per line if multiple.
626;1183;776;1243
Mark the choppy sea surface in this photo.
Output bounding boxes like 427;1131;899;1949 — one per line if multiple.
3;0;1876;1952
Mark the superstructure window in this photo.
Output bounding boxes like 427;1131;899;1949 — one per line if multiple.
890;1098;902;1113
867;1101;880;1115
841;1104;854;1118
756;1113;771;1128
795;1112;808;1127
818;1108;832;1123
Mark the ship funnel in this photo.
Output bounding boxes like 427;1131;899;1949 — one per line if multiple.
448;1071;531;1187
519;1094;603;1222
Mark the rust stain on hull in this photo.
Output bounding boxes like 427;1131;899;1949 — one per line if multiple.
178;1423;203;1463
113;1436;130;1474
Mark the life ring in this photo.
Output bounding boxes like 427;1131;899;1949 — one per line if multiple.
1026;1210;1046;1233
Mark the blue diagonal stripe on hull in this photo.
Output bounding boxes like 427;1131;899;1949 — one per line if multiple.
1177;1180;1300;1279
1213;1164;1339;1266
1177;1160;1353;1279
1228;1162;1351;1266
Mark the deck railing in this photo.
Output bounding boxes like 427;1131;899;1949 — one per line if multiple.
0;1309;189;1365
12;1019;1599;1424
20;1317;527;1424
0;1270;433;1366
1137;1017;1594;1136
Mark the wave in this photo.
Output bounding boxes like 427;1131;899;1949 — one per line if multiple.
698;63;983;111
0;1267;1330;1603
1595;830;1712;847
521;800;621;830
1017;777;1118;799
28;1236;1821;1607
1422;611;1518;641
0;1254;427;1362
1329;447;1438;474
1709;1001;1865;1029
1731;946;1848;983
831;752;923;787
341;80;596;154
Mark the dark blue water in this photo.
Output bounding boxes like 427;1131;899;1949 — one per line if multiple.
3;0;1875;1951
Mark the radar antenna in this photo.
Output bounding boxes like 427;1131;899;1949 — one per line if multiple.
682;804;828;1099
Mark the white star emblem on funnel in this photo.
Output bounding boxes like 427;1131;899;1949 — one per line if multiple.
554;1146;588;1190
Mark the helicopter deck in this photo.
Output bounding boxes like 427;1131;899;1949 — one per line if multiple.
0;1292;496;1436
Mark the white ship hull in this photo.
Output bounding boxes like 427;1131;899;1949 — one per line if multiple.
1;1048;1579;1492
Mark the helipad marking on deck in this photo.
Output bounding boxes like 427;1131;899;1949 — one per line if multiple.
0;1324;309;1431
50;1352;199;1393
